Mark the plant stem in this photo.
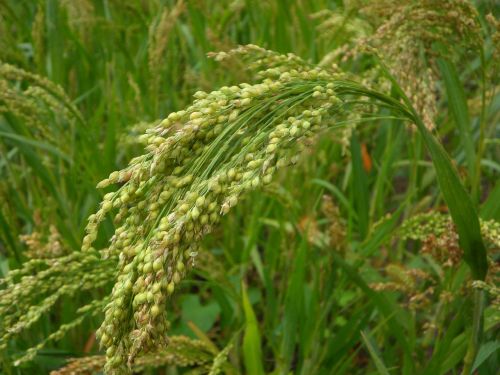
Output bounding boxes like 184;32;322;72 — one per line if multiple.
472;51;488;205
461;288;485;375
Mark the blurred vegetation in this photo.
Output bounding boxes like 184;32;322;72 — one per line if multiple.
0;0;499;374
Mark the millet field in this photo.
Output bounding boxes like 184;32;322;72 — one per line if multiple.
0;1;499;374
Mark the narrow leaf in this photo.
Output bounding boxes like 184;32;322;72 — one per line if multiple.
438;58;476;184
472;341;500;372
351;134;370;238
361;330;391;375
378;63;488;280
241;282;265;375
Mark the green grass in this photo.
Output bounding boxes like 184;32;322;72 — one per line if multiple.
0;1;499;374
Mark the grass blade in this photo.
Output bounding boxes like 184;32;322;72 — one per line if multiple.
241;282;265;375
378;62;488;281
472;341;500;372
280;238;307;370
361;330;391;375
331;252;413;369
351;133;370;239
480;181;500;220
437;58;476;192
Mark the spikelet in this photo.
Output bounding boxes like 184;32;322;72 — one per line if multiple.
50;335;215;375
0;62;84;145
311;8;372;43
400;211;500;248
20;225;66;259
31;3;45;70
472;280;500;319
0;11;24;64
321;195;347;252
60;0;95;41
315;0;484;130
370;263;434;310
399;211;499;277
208;339;234;375
208;44;313;80
0;250;115;363
486;13;500;83
51;355;104;375
120;120;161;149
148;1;186;98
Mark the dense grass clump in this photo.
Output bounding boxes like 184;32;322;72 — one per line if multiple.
0;1;499;374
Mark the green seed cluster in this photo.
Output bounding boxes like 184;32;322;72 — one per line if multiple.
208;44;312;79
14;297;108;366
20;224;66;259
0;250;115;362
313;0;483;130
83;46;350;373
370;263;434;310
133;335;213;372
472;280;500;318
0;62;84;143
399;211;451;241
208;339;233;375
51;335;214;375
400;211;500;249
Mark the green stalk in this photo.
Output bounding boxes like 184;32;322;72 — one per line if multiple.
461;289;485;375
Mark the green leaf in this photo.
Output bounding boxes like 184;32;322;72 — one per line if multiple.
280;239;307;369
311;178;354;218
437;58;476;186
181;294;220;335
351;134;370;239
241;282;265;375
378;64;488;280
472;341;500;372
422;300;466;374
360;203;406;257
418;127;487;280
331;252;414;367
480;181;500;220
0;131;71;163
361;330;391;375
